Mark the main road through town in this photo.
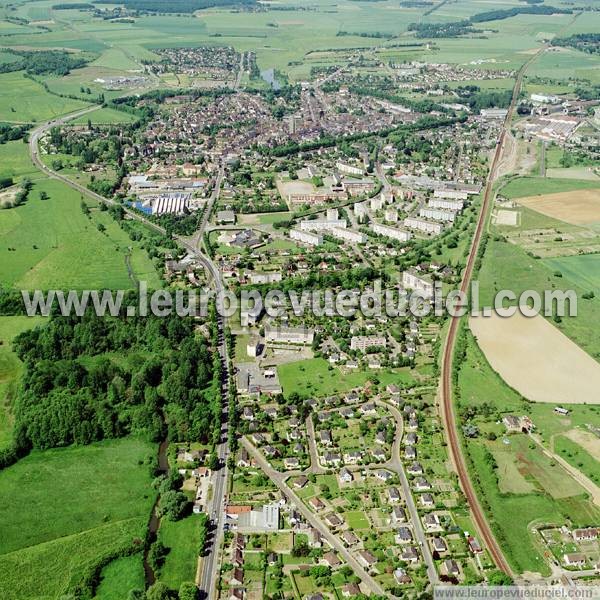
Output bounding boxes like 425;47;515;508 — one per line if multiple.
29;104;232;599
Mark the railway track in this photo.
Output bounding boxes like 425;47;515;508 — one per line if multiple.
438;46;547;577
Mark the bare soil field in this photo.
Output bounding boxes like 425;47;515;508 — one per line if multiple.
565;429;600;461
469;309;600;404
494;209;519;226
516;189;600;225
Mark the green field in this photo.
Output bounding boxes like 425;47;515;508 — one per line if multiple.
555;435;600;486
95;553;145;600
0;316;45;449
0;437;156;599
542;254;600;293
70;107;139;125
278;357;415;398
0;140;40;182
0;71;90;123
0;177;160;290
458;333;600;575
501;176;600;199
156;515;200;591
477;237;600;360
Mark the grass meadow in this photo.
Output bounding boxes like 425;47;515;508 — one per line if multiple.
0;437;156;599
95;553;145;600
0;177;160;290
0;71;90;123
278;357;415;398
0;140;40;182
156;515;201;591
458;334;600;575
501;176;600;199
476;237;600;360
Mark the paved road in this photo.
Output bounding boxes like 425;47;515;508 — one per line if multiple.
373;400;439;586
240;437;386;596
29;106;232;599
438;48;547;577
29;106;167;236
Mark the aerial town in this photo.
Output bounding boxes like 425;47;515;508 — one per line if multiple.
1;2;600;600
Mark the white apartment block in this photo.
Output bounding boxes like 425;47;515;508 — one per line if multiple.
433;189;468;201
354;202;368;218
290;228;322;246
404;217;443;235
350;335;387;352
300;218;347;231
429;197;464;211
249;272;283;284
370;196;385;211
381;191;394;204
371;223;412;242
419;207;456;222
402;270;434;299
329;227;367;244
385;208;398;223
336;162;364;176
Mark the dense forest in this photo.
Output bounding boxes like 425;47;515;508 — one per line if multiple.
94;0;255;13
0;49;88;76
552;33;600;55
3;308;220;466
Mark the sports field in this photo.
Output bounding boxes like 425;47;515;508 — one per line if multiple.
469;309;600;404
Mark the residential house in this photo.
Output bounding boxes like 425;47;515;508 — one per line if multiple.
230;568;244;586
394;568;411;585
443;559;460;577
392;506;407;523
564;553;586;568
375;469;393;482
400;546;419;564
395;526;413;544
342;530;359;546
294;475;309;489
325;513;343;528
339;467;354;483
323;551;341;568
342;583;361;597
309;497;325;512
357;550;377;570
432;537;448;553
388;487;401;503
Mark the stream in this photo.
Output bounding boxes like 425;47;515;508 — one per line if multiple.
143;439;169;587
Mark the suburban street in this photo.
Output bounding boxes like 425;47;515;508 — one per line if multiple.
241;437;387;596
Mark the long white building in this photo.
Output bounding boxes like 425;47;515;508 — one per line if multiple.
429;197;464;211
351;335;387;352
371;223;412;242
336;162;363;176
402;270;434;299
300;218;347;231
290;228;322;246
329;227;367;244
419;207;456;222
404;217;443;235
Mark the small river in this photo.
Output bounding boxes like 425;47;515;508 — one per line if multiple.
143;439;169;587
